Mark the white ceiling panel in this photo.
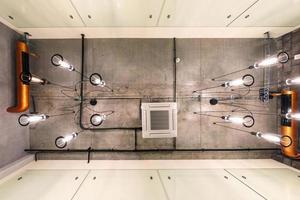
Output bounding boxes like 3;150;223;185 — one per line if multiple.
230;0;300;27
0;0;84;28
158;0;258;27
71;0;164;27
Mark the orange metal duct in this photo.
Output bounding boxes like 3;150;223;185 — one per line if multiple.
281;90;300;159
7;41;30;113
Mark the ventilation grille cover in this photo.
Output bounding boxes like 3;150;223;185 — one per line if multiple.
141;102;177;138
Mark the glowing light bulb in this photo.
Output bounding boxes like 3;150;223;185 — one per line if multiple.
228;79;244;87
20;72;46;85
286;77;300;85
285;112;300;120
255;132;292;147
55;132;78;149
254;52;289;69
222;115;254;128
223;74;254;88
90;114;106;126
18;114;48;126
51;54;74;71
89;73;106;87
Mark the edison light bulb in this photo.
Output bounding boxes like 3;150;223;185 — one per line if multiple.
51;54;74;71
18;114;48;126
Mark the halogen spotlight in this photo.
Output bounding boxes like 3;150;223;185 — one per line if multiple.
89;73;106;87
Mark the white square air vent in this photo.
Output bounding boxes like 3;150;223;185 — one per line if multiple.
141;102;177;138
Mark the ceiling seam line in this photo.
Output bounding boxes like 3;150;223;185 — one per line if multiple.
69;0;86;27
226;0;260;27
156;0;167;26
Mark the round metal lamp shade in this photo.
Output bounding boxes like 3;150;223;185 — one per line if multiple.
90;114;104;126
242;74;255;87
55;136;67;149
89;73;105;87
242;115;255;128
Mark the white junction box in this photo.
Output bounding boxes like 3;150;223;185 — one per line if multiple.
141;102;177;138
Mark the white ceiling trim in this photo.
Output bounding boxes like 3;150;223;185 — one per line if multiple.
19;27;297;39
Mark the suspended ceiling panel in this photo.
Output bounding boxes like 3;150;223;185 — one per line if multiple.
0;0;84;28
72;170;167;200
71;0;164;27
0;170;89;200
159;169;264;200
227;168;300;200
230;0;300;27
158;0;258;27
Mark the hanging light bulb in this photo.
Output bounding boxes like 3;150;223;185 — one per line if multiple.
285;112;300;120
55;132;78;149
51;54;74;71
252;132;292;147
89;73;106;87
18;114;48;126
222;74;254;88
253;52;289;69
286;77;300;85
90;114;107;126
221;115;255;128
20;72;47;85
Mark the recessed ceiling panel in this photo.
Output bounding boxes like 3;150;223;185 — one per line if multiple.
0;170;89;200
227;168;300;200
158;0;258;27
230;0;300;27
159;169;264;200
71;0;164;26
0;0;84;28
72;170;167;200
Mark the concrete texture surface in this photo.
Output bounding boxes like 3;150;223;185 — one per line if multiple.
0;22;29;168
28;37;282;160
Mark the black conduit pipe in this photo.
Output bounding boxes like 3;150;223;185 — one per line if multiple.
79;34;141;130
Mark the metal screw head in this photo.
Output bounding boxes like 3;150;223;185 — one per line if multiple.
75;177;79;180
168;176;171;180
8;15;14;20
17;177;22;181
167;15;171;19
88;15;92;19
245;14;250;19
224;176;228;179
69;15;74;19
227;14;231;19
93;176;96;180
149;14;152;19
242;176;247;179
150;176;153;180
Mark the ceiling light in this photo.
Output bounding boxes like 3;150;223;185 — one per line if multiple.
18;114;48;126
286;77;300;85
90;114;106;126
51;54;74;71
253;52;289;69
285;112;300;120
222;115;254;128
222;74;254;88
89;73;106;87
20;72;47;85
253;132;292;147
55;132;78;149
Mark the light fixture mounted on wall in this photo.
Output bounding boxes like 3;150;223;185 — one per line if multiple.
89;73;106;87
55;132;78;149
90;110;114;126
20;72;47;85
51;54;75;71
18;114;48;126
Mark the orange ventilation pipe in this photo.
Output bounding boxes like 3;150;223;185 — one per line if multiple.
7;41;30;113
280;90;300;159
